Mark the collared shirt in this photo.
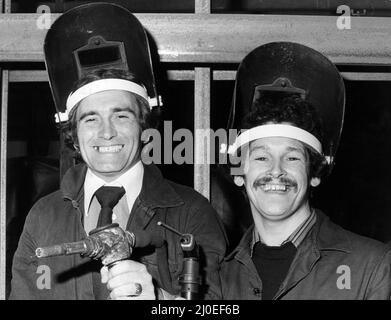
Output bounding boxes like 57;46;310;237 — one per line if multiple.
250;209;316;256
83;161;144;233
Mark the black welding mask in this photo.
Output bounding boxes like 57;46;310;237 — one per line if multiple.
226;41;345;174
44;2;160;123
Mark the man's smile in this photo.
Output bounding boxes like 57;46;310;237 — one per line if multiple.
253;176;298;193
93;144;124;153
260;183;289;192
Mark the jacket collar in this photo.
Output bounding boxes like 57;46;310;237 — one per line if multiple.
226;209;352;262
138;164;184;209
275;210;352;299
60;163;184;210
311;210;352;253
60;163;87;202
225;225;254;262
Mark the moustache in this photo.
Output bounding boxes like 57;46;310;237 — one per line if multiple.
253;176;298;189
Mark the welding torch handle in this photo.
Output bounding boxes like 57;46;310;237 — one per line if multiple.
179;257;201;300
35;227;162;260
35;238;96;258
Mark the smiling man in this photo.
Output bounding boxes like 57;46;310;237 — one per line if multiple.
10;3;227;300
219;42;391;300
75;88;142;180
241;134;320;246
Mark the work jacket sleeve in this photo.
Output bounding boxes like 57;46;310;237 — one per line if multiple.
9;203;42;300
184;196;228;300
365;246;391;300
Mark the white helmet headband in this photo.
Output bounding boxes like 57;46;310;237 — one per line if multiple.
55;78;157;123
227;124;323;155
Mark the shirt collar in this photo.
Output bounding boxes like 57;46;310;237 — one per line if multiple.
250;209;317;256
83;161;144;215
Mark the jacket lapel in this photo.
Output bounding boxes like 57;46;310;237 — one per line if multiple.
274;211;351;299
273;230;320;299
128;164;184;230
227;226;263;288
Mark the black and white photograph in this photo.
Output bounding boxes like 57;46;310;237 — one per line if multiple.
0;0;391;308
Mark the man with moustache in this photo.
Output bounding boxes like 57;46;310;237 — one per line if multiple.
219;42;391;300
10;3;227;300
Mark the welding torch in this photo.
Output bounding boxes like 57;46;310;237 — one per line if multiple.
157;221;201;300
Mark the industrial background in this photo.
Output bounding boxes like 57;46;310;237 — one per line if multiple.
1;0;391;299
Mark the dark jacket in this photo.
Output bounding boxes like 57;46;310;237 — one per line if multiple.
220;211;391;300
10;163;227;300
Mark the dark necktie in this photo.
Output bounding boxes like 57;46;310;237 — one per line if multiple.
94;186;126;227
91;186;125;299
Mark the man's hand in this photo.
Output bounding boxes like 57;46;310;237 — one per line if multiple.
101;260;156;300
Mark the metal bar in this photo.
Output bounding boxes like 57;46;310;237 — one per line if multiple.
167;70;194;81
212;71;391;81
341;72;391;81
9;70;48;82
167;70;234;81
9;70;391;83
195;0;211;14
4;0;10;13
7;70;197;82
213;70;235;81
1;14;391;65
0;69;8;300
194;0;212;204
194;67;211;200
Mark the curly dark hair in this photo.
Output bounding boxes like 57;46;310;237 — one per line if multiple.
62;68;160;150
241;92;326;179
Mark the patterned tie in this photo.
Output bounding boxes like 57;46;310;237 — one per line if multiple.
94;186;126;227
